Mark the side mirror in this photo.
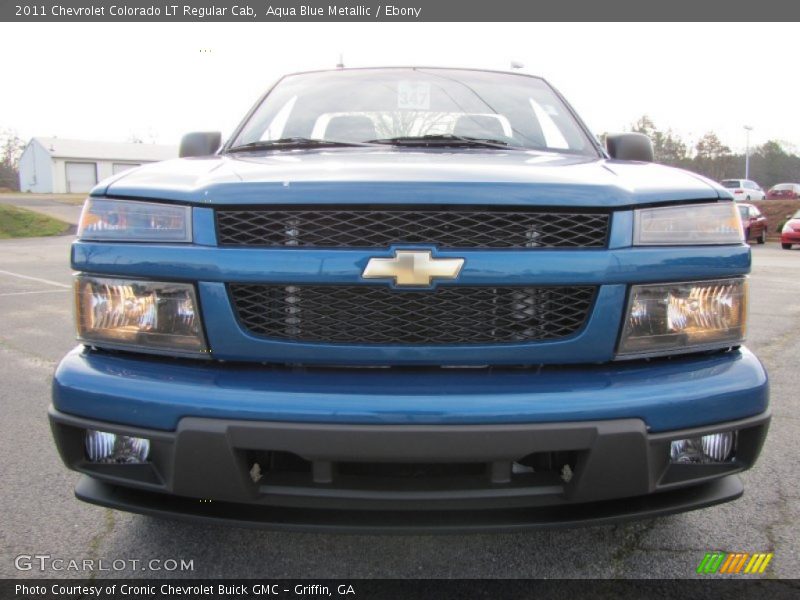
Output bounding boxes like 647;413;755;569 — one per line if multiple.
179;132;222;158
606;133;654;162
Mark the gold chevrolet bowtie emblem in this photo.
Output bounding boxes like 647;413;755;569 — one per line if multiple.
362;250;465;287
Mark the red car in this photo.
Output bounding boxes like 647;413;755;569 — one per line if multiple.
738;203;768;244
767;183;800;200
781;210;800;249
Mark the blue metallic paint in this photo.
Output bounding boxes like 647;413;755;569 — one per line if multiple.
608;210;633;249
71;243;750;287
52;346;768;433
90;151;725;206
65;149;761;435
191;208;217;246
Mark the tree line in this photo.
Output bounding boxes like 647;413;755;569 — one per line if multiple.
626;116;800;187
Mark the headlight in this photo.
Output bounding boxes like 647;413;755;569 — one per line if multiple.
78;198;192;242
633;202;743;245
617;278;747;358
75;276;207;356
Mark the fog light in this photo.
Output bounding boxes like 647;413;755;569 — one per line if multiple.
670;431;736;464
85;430;150;464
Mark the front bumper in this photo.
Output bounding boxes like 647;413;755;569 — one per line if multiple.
781;231;800;244
50;407;770;531
52;346;768;432
72;474;746;533
51;346;770;530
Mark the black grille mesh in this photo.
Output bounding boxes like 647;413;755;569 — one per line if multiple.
216;207;609;248
229;285;596;345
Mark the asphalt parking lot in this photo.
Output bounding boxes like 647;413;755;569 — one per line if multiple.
0;233;798;580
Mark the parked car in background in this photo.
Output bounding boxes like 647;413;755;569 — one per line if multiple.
781;209;800;249
767;183;800;200
721;179;765;201
738;203;768;244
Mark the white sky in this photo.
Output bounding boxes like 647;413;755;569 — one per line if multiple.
1;22;797;153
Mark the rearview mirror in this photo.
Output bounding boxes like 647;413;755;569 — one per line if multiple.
606;133;654;162
179;132;222;158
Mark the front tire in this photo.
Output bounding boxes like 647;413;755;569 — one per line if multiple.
782;243;792;250
757;231;766;244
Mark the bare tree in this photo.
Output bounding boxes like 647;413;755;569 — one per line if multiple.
0;128;26;191
629;115;688;166
694;132;733;181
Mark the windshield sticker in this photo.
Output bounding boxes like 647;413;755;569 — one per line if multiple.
398;81;431;109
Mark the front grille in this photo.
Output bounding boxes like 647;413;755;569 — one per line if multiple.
229;285;596;345
216;206;609;248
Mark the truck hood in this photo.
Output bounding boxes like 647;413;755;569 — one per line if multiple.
95;148;724;208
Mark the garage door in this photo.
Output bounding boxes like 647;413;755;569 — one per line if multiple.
112;163;140;175
65;162;97;193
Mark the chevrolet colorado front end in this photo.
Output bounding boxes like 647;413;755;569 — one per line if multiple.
49;68;769;531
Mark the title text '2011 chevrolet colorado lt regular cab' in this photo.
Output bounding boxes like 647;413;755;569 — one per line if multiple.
50;68;769;531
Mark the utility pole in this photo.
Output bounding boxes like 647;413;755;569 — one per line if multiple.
744;125;753;180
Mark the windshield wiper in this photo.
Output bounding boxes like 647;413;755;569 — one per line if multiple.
227;137;379;152
368;134;521;150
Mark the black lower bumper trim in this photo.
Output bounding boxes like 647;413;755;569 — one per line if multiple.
75;474;744;533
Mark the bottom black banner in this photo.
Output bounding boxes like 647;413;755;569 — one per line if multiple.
2;579;800;600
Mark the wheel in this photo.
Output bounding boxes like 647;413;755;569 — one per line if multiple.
782;243;792;250
757;230;766;244
746;195;751;201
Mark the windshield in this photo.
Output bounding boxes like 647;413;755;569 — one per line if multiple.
773;184;794;190
229;69;598;155
721;180;741;188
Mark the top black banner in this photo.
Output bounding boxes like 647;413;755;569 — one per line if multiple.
3;0;800;22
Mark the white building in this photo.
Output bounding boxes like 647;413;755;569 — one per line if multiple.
18;137;177;194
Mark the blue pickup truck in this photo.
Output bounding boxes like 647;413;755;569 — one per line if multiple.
50;68;769;531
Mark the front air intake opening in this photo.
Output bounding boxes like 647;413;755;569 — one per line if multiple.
513;450;580;485
243;449;581;492
244;450;312;486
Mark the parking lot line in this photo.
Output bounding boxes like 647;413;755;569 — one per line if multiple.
0;269;71;289
0;289;70;297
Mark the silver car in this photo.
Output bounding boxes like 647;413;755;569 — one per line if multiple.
721;179;766;201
